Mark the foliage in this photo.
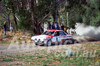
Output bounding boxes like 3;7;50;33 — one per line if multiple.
65;0;100;27
1;0;60;34
3;57;13;61
1;0;100;33
0;41;10;44
17;10;32;30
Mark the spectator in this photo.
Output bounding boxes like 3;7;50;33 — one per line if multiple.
48;32;52;36
67;27;70;34
64;26;67;33
52;22;55;29
9;22;13;32
55;22;59;29
61;24;64;31
47;22;51;29
3;21;7;36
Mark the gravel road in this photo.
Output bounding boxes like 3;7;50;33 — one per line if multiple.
0;43;82;56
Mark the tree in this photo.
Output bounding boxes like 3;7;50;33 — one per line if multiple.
2;0;18;29
0;0;11;28
82;0;100;26
2;0;60;34
64;0;100;27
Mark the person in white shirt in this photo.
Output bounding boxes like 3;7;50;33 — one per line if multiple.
9;22;13;32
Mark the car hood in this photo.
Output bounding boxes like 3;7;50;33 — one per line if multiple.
31;35;48;41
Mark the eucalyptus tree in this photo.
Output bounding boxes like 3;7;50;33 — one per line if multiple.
2;0;60;34
65;0;100;27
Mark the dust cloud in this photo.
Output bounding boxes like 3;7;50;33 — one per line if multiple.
75;23;100;42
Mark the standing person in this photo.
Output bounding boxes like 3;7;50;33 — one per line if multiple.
55;22;59;30
67;27;70;34
61;24;64;31
64;26;67;33
9;22;13;32
3;21;7;36
52;22;55;29
47;22;51;29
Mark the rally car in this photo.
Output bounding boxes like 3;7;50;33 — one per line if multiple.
31;30;74;46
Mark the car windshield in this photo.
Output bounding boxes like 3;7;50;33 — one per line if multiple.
42;31;54;35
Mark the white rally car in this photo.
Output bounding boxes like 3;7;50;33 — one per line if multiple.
31;30;74;46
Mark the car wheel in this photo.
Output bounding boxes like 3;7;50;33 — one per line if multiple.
74;39;79;43
47;40;52;46
35;43;38;46
70;39;74;44
32;41;38;46
64;40;69;45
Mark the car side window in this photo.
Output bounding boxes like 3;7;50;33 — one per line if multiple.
54;31;60;36
42;31;54;35
59;31;66;36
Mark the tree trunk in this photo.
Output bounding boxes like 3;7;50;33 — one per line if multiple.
30;0;43;34
13;14;17;30
31;0;40;34
7;14;10;28
52;13;56;22
33;21;41;35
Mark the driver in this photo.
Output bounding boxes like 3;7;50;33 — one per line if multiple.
48;32;52;36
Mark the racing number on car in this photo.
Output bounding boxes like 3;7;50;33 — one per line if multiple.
58;36;61;42
52;37;56;42
52;31;67;43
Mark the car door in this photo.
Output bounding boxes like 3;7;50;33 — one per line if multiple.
52;31;60;43
58;31;66;43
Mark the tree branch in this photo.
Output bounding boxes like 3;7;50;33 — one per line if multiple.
39;12;51;24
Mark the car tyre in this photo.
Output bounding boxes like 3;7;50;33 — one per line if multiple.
70;39;74;44
74;39;79;43
47;40;52;46
64;40;69;45
35;43;38;46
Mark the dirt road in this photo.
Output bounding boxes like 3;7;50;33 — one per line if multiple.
0;41;100;56
0;43;82;56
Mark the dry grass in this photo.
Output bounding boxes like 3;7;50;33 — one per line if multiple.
0;29;32;44
0;42;100;66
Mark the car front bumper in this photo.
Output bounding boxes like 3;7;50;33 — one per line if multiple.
33;40;47;46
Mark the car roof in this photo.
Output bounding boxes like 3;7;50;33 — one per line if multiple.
47;29;62;31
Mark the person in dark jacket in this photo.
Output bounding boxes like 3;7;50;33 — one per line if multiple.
3;21;7;36
61;24;64;31
47;22;51;29
52;22;55;29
